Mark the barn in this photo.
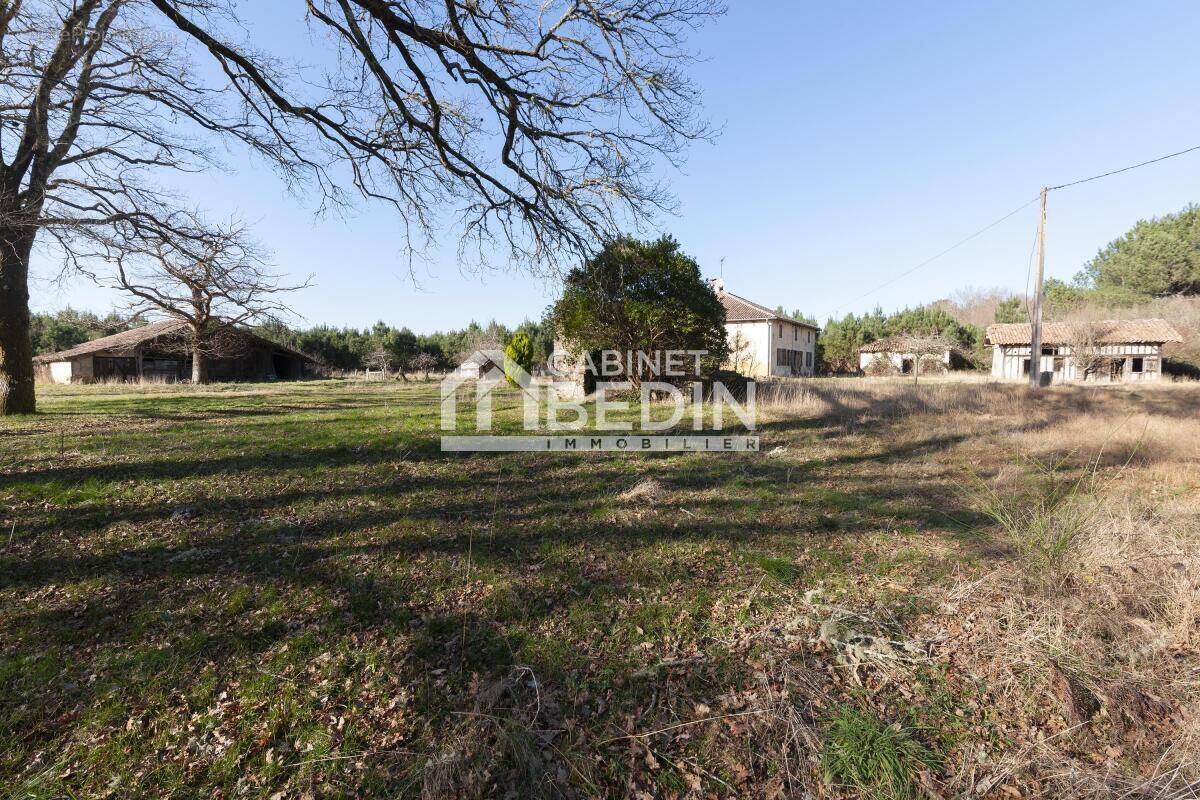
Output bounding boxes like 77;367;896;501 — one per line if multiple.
986;319;1182;383
35;320;317;384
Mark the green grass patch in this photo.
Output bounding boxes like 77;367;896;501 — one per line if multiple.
821;706;940;800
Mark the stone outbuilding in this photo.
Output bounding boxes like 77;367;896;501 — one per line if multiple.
858;336;956;375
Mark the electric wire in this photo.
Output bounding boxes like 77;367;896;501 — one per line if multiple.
1047;142;1200;191
821;141;1200;320
824;195;1039;318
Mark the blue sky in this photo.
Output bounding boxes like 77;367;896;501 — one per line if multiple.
30;1;1200;333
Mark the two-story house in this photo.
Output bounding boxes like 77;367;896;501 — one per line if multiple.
710;279;817;377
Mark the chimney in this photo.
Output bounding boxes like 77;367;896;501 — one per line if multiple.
708;277;725;295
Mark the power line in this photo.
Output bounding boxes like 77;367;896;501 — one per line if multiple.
1022;220;1039;319
823;195;1039;318
821;141;1200;321
1048;142;1200;192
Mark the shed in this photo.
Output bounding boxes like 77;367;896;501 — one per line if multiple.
858;336;955;374
454;351;505;380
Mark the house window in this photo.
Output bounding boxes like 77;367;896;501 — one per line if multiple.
1022;359;1031;376
793;327;797;341
776;348;784;366
1131;357;1144;373
777;322;782;337
806;351;812;368
1041;346;1056;356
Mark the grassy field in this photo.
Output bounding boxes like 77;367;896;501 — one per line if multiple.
2;378;1198;798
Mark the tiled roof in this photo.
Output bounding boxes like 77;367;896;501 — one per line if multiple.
718;291;817;328
35;320;317;363
985;319;1183;346
859;335;950;354
34;320;188;362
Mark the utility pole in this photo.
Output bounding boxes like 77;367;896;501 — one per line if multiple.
1029;186;1048;389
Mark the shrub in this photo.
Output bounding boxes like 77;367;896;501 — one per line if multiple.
864;355;900;376
972;454;1108;577
504;331;535;385
917;354;948;374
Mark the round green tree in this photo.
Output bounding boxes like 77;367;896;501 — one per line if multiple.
552;236;728;388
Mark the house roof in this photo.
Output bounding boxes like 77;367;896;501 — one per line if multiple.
34;320;187;362
859;335;952;354
985;319;1183;347
35;320;317;363
458;351;503;368
717;291;817;329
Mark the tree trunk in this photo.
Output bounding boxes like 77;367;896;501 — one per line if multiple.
191;338;209;384
0;227;38;414
189;294;210;384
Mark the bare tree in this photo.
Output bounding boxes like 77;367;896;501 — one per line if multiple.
726;329;755;375
457;322;509;364
409;351;438;380
366;344;408;380
364;346;391;372
887;333;962;385
935;287;1020;328
106;217;307;383
1064;321;1114;382
0;0;723;413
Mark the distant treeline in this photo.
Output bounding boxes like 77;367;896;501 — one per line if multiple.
31;309;556;373
817;306;985;373
30;304;987;375
33;202;1200;376
258;318;555;372
31;309;139;356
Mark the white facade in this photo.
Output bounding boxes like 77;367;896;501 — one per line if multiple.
44;355;94;384
991;343;1165;383
727;318;817;378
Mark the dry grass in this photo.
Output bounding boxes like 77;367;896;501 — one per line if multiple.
757;374;1032;433
754;377;1200;796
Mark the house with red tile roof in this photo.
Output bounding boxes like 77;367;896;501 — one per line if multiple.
710;279;818;378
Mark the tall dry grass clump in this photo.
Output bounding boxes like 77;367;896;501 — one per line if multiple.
756;376;1030;430
942;434;1200;797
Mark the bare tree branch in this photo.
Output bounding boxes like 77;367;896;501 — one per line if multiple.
0;0;722;413
102;212;310;382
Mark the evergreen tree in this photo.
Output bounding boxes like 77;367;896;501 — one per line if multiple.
1081;204;1200;300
